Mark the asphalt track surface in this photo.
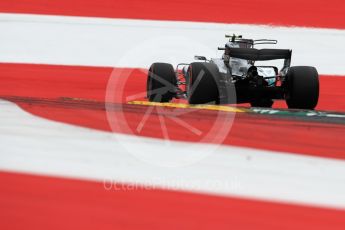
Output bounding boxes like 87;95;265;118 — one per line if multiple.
1;1;345;230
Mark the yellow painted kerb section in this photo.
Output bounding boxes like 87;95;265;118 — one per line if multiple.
128;101;246;113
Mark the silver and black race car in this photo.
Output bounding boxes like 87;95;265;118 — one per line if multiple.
146;34;319;109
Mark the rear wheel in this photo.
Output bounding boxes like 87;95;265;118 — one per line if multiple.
284;66;319;109
187;62;220;104
147;63;177;102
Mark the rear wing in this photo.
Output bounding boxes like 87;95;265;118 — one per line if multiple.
228;48;291;61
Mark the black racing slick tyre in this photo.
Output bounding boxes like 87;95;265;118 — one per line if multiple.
187;62;220;104
285;66;319;110
147;63;177;103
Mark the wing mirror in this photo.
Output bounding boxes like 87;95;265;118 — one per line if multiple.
194;55;207;61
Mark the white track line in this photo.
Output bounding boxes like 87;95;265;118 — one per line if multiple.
1;100;345;209
0;13;344;75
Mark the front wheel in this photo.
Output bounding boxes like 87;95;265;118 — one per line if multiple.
284;66;319;110
187;62;220;104
147;63;177;102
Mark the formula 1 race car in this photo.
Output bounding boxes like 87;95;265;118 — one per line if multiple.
146;34;319;109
